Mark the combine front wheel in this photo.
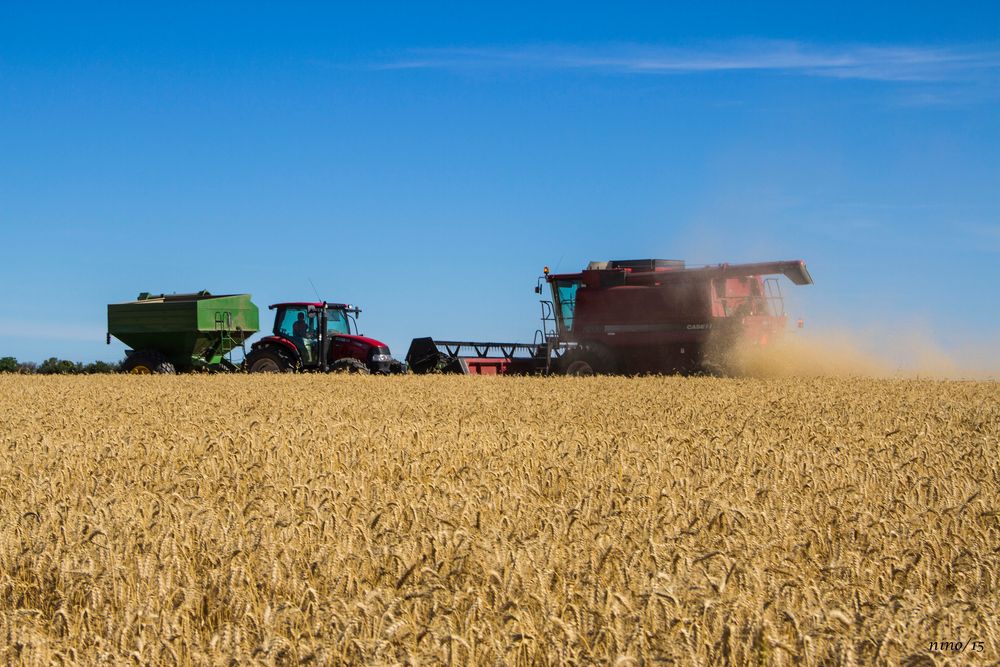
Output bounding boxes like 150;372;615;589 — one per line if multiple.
564;357;596;376
561;346;618;376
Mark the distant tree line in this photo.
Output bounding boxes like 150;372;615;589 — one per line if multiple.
0;356;122;374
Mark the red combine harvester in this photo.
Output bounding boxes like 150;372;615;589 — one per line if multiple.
406;258;813;375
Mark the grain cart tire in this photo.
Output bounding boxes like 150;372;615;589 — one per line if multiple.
561;346;619;376
123;350;176;375
330;357;370;374
246;347;294;373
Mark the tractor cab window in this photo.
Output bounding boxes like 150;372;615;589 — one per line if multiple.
275;306;318;338
325;309;350;335
276;306;320;364
550;279;580;332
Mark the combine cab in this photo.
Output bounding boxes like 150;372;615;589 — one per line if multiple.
407;258;813;375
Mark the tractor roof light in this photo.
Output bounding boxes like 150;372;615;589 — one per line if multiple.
543;266;550;275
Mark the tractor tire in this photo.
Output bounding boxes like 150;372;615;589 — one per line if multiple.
122;350;176;375
246;347;294;373
329;357;370;374
561;346;619;376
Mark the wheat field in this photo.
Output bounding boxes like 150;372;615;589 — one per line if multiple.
0;375;996;665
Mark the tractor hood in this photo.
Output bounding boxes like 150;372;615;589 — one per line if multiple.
332;333;391;351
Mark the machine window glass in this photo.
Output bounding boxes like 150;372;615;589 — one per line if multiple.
277;307;317;337
326;309;350;335
277;306;319;364
275;307;298;336
555;280;579;332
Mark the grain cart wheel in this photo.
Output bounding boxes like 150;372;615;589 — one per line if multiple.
123;350;176;374
329;357;370;374
246;347;293;373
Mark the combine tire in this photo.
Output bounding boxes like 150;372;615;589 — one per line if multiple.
123;350;176;374
246;347;294;373
564;356;596;376
330;357;370;374
561;346;619;376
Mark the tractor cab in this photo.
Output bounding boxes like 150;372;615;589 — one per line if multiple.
270;302;358;366
246;301;403;374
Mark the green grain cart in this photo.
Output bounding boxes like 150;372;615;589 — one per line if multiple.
107;291;259;373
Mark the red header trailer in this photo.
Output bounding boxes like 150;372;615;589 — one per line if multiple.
407;258;812;375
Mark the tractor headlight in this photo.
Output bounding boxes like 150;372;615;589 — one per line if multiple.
371;353;392;363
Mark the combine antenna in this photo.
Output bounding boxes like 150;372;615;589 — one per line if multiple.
307;277;322;302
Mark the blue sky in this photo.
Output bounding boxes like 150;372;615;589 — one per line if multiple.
1;3;998;363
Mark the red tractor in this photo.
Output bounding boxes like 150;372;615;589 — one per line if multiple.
245;301;403;374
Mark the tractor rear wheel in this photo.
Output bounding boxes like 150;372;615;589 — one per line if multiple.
122;350;176;374
330;357;370;374
246;347;293;373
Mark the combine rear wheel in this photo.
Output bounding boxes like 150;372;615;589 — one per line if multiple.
122;350;176;374
246;347;293;373
330;357;370;374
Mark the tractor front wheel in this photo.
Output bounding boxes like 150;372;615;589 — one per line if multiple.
122;350;176;374
246;347;293;373
329;357;370;374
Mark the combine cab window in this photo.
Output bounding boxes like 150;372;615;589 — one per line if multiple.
551;279;580;332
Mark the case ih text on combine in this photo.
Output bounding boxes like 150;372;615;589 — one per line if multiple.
106;257;812;375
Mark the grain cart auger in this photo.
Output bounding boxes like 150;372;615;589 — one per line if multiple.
406;258;813;376
107;291;259;373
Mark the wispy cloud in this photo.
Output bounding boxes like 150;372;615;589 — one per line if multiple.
374;40;1000;84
